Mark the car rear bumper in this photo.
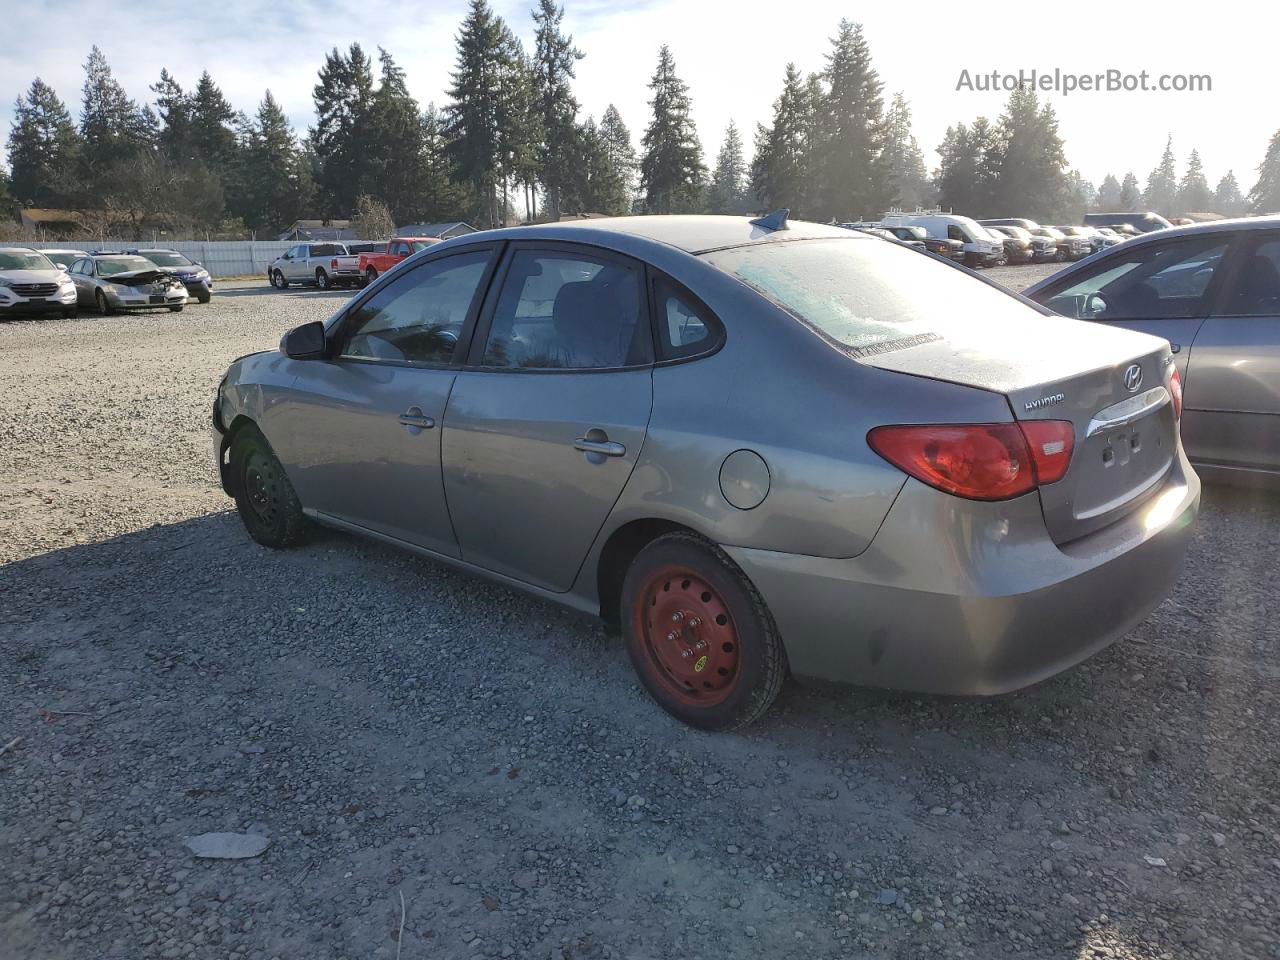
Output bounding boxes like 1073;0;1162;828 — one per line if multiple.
725;450;1200;696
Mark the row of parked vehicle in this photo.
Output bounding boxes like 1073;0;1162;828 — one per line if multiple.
842;209;1173;269
0;245;214;318
267;237;441;291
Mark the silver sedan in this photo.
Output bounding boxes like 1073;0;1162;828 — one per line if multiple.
213;215;1200;730
67;254;188;313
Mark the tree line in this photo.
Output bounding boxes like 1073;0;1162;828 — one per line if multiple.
5;3;1280;239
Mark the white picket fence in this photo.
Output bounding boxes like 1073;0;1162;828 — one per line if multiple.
24;240;297;279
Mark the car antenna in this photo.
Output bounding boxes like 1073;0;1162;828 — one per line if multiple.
749;208;789;232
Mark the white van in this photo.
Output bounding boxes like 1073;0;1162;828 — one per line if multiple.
879;214;1002;268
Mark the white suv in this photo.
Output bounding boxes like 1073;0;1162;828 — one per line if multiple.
0;247;78;318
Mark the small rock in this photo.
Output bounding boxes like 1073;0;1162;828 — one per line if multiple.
878;889;898;905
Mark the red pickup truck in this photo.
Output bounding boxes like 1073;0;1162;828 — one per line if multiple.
357;238;440;285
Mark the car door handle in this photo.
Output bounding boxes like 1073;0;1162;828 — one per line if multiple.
574;437;626;457
398;410;435;429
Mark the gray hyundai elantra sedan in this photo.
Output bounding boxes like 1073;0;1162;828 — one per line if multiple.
212;214;1201;730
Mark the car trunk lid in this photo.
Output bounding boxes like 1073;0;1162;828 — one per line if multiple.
858;314;1178;543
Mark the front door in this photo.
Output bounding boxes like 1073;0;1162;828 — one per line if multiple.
286;245;309;281
442;244;654;591
1183;232;1280;472
268;247;497;556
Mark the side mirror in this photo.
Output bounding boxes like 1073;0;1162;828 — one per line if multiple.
281;321;327;360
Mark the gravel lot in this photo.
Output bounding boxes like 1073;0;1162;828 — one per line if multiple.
2;268;1278;960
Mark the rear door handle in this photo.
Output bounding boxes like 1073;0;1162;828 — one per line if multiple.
574;437;626;457
398;408;435;429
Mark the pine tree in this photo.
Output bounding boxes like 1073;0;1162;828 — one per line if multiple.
79;46;153;195
985;87;1068;220
705;121;749;214
1248;129;1280;213
1096;173;1122;210
189;72;238;171
816;20;890;219
230;91;313;236
880;93;930;211
0;165;18;223
364;49;427;221
1143;136;1178;216
597;105;636;214
150;69;192;161
417;104;472;222
1212;171;1245;216
1175;148;1212;214
639;45;704;214
495;32;540;222
1119;172;1141;211
751;63;817;216
447;0;514;227
310;43;376;216
531;0;582;218
7;78;82;208
934;122;981;214
1062;171;1097;222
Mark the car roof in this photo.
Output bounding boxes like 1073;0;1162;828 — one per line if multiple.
456;215;862;255
0;246;39;253
129;247;180;253
1089;215;1280;249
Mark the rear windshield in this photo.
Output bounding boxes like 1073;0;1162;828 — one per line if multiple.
702;238;1038;355
0;251;55;270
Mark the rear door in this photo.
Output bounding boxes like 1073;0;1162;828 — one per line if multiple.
441;242;654;591
267;246;499;556
1182;231;1280;473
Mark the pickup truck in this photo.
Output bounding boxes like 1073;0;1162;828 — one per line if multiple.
268;241;375;290
357;238;440;286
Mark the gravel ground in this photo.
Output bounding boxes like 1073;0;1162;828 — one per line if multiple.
1;273;1277;960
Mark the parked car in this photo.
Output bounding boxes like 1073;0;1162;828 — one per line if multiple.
0;247;78;318
213;213;1200;730
1026;216;1280;486
325;241;381;288
1035;226;1090;261
67;253;187;314
1083;212;1173;234
879;224;963;259
125;248;213;302
982;225;1035;264
991;224;1057;262
843;224;928;252
1055;226;1113;256
358;237;442;285
268;242;360;290
1094;226;1128;244
880;214;1002;268
38;248;90;270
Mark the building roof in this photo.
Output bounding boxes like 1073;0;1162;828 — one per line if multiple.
395;222;477;238
276;220;358;242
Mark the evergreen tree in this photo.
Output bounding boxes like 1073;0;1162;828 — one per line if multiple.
417;104;473;222
230;91;313;236
1143;136;1178;215
1096;173;1122;209
531;0;582;218
188;71;238;171
597;104;636;214
79;46;153;195
1213;171;1245;216
934;122;980;214
1175;148;1212;214
7;78;82;208
1248;128;1280;213
0;165;18;223
705;121;749;214
364;49;427;221
447;0;514;227
816;20;890;219
985;87;1068;220
495;32;540;221
1119;171;1141;211
150;69;192;161
309;43;375;216
751;63;817;216
1062;170;1097;222
880;92;930;211
639;45;704;213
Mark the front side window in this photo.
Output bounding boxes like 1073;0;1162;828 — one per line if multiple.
1221;235;1280;316
480;249;649;369
947;225;966;242
339;250;490;364
286;245;303;259
1040;237;1228;320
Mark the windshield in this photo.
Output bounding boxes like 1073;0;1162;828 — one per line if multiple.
42;251;82;268
0;251;56;270
411;241;436;252
703;238;1036;354
96;257;154;276
139;251;193;267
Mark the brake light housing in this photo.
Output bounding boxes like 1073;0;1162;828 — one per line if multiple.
1168;367;1183;419
330;258;339;269
868;421;1075;501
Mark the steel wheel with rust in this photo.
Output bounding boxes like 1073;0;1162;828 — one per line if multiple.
621;532;786;730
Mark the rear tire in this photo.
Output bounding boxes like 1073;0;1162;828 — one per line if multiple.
621;532;786;731
95;290;113;315
229;428;308;548
316;269;330;290
365;267;378;286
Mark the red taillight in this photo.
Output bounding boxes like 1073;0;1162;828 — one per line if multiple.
1168;367;1183;419
868;421;1075;501
331;258;339;269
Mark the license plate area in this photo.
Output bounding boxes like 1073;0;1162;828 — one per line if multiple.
149;294;165;304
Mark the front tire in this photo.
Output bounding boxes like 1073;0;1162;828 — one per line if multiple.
168;305;183;313
62;309;77;320
270;270;288;289
621;533;786;731
230;428;308;548
197;291;212;304
95;290;113;315
316;269;330;290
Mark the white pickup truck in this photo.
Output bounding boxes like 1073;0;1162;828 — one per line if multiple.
268;241;378;290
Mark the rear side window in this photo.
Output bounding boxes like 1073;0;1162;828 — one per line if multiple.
311;244;338;258
1221;235;1280;316
652;275;719;360
339;250;490;364
480;249;649;369
703;237;1035;355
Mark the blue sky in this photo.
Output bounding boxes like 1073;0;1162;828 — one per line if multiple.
2;0;1273;197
